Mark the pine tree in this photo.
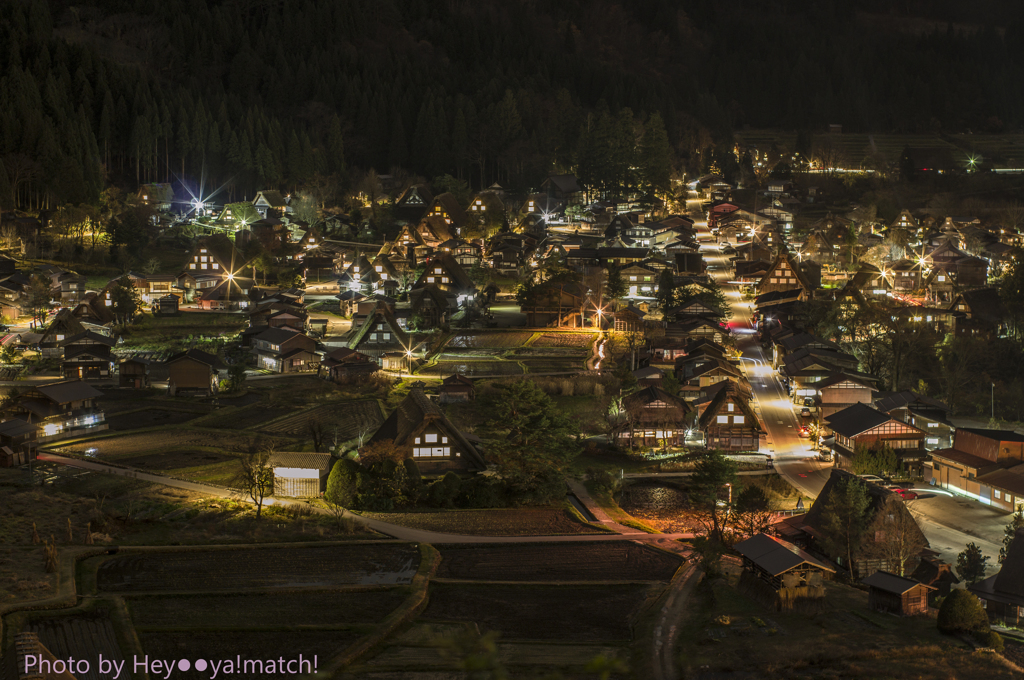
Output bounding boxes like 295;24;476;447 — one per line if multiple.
639;111;672;196
656;268;676;309
998;506;1024;563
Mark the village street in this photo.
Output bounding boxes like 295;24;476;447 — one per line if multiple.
694;219;1008;565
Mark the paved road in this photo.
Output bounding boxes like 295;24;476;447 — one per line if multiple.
697;227;832;500
37;452;694;548
696;223;1008;564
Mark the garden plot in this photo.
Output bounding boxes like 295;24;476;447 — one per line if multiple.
98;544;420;592
418;361;523;376
259;400;383;438
139;631;360;680
435;543;681;582
361;508;606;536
420;584;655;641
445;332;534;349
29;614;133;680
127;590;409;629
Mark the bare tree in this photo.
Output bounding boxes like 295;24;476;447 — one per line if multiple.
237;446;275;519
622;328;646;371
306;416;327;453
865;495;927;577
1001;202;1024;232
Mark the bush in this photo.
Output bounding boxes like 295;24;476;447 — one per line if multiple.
937;589;989;634
457;476;508;508
426;472;463;509
973;630;1004;652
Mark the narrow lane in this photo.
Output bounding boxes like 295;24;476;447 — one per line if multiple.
695;223;831;499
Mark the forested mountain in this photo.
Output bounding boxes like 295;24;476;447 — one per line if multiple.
2;0;1023;210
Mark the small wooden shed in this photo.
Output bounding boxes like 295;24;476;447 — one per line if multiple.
270;452;335;497
157;294;180;315
119;357;151;388
862;570;935;616
734;533;835;612
438;374;475;403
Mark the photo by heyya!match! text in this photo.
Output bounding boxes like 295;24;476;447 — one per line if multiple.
23;654;320;678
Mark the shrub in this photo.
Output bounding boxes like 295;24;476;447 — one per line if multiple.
427;472;463;508
973;630;1004;652
457;476;507;508
937;589;989;634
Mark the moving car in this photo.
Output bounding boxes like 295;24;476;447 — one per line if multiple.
800;407;811;417
798;426;811;438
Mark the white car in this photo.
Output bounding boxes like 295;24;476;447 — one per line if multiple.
857;475;885;486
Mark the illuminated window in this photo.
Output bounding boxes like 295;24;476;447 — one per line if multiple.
425;434;438;443
733;415;745;424
727;403;734;412
717;415;728;424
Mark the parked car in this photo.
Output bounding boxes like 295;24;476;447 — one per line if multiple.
802;396;815;407
857;474;886;486
800;407;811;417
892;488;919;500
722;245;736;254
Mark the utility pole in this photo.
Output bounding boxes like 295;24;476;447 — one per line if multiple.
991;382;996;425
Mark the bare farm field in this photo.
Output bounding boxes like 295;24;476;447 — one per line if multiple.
360;508;608;536
127;590;409;629
97;544;420;592
259;400;384;438
445;332;534;349
106;409;201;430
434;543;681;582
528;333;596;348
58;429;296;457
26;611;134;680
418;360;523;376
139;630;360;680
420;583;656;642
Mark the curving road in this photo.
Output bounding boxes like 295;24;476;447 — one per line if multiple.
36;452;694;547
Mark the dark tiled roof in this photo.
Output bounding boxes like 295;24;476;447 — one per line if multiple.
269;452;334;471
34;380;103;404
862;570;933;595
928;448;998;471
957;427;1024;443
733;533;835;577
824;403;892;438
166;349;222;369
0;418;35;437
977;465;1024;496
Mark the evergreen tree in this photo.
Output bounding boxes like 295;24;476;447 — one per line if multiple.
820;476;870;573
605;266;627;302
998;507;1024;563
639;111;672;196
956;542;990;586
656;268;676;309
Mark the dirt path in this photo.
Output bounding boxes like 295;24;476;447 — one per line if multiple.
651;561;700;680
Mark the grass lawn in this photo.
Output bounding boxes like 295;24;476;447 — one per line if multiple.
677;563;1021;678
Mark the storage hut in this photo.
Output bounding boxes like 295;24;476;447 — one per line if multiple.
270;452;335;497
862;571;935;616
733;533;835;611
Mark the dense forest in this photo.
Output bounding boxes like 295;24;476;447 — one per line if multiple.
2;0;1024;210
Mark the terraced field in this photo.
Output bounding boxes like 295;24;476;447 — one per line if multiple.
418;360;523;376
98;545;420;592
259;400;384;438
